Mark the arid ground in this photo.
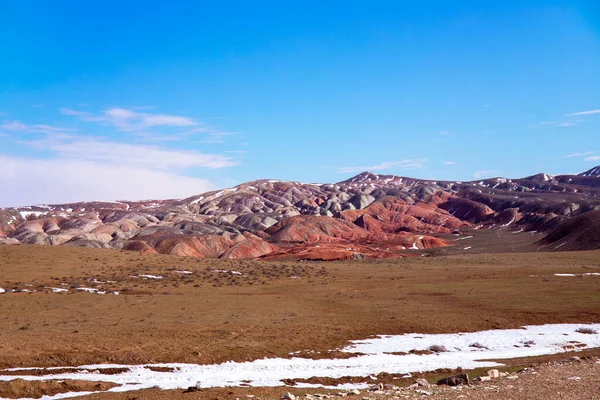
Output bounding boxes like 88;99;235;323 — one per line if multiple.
1;244;600;399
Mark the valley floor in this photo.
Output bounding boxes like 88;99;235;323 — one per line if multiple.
0;245;599;398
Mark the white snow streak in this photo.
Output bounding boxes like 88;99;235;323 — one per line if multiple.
1;324;599;399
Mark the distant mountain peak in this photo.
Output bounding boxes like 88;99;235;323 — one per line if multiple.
523;172;554;182
579;165;600;177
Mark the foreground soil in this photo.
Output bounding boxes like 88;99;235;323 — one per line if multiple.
1;245;600;370
1;245;600;399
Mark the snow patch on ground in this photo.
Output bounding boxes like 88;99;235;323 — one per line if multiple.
76;288;106;294
1;324;599;399
48;287;69;293
455;235;474;241
138;275;163;279
18;211;44;219
213;269;242;275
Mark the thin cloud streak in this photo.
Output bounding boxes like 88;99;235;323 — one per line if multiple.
61;107;197;131
529;120;581;128
566;109;600;116
61;107;236;141
565;151;595;158
0;120;74;135
23;135;238;170
338;159;427;174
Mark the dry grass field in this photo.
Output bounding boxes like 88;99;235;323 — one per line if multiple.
1;244;600;398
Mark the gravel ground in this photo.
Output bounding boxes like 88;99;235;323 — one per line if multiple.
339;357;600;400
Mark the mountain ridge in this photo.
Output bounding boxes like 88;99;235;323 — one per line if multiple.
2;166;600;259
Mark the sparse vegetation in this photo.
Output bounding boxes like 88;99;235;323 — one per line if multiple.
575;327;598;334
469;342;488;349
427;345;448;353
0;245;599;376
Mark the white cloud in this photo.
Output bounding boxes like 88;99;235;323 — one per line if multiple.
585;156;600;162
338;159;427;174
439;130;451;135
0;120;74;135
0;108;242;206
565;151;595;158
443;161;456;165
474;170;498;178
566;109;600;116
61;107;197;131
529;120;581;128
0;155;215;207
1;120;29;131
60;107;89;116
61;107;236;141
24;136;237;170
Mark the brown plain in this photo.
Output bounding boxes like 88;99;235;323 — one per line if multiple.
1;244;599;372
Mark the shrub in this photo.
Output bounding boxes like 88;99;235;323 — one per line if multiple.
575;327;598;334
427;345;448;353
469;342;488;349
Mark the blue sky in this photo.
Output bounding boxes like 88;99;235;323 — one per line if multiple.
1;1;599;206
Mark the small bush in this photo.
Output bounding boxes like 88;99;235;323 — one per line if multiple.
469;342;488;349
575;327;598;334
427;345;448;353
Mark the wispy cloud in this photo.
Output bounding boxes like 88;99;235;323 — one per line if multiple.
443;161;456;165
558;121;578;127
529;120;581;128
474;169;498;178
60;107;89;116
585;156;600;162
566;109;600;116
61;107;236;141
565;151;595;158
61;107;197;131
0;120;74;135
439;130;451;135
185;126;238;143
1;109;241;206
23;135;237;170
338;159;427;174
